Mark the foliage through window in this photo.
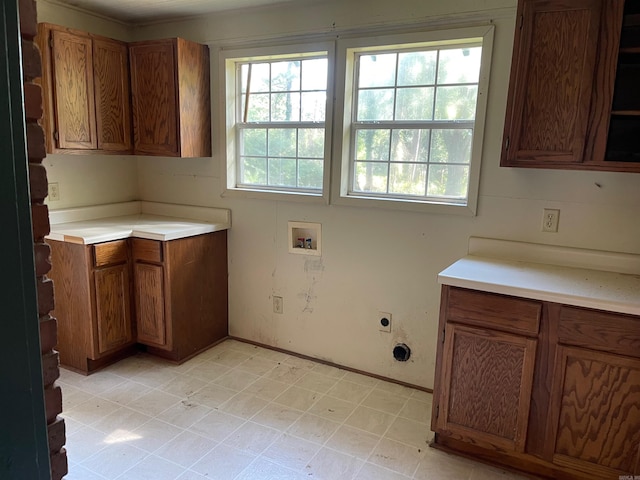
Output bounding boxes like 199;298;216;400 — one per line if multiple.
349;44;482;203
235;55;328;192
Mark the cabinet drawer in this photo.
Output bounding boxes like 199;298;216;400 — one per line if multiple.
132;238;163;263
558;306;640;359
446;287;541;336
93;240;128;267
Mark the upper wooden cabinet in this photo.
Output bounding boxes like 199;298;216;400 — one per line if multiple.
129;38;211;157
501;0;640;172
38;23;132;154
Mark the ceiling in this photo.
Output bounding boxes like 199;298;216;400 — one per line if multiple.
51;0;312;24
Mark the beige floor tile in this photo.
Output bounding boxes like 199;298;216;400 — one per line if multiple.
327;379;374;404
81;443;148;479
65;426;110;463
64;397;121;426
251;402;304;431
399;397;433;424
72;372;128;395
223;421;281;455
159;400;212;429
219;391;270;419
99;380;152;406
413;447;476;480
191;444;256;479
157;375;209;399
236;355;279;376
130;419;183;453
305;447;364;479
176;471;208;480
274;385;321;410
342;371;380;387
328;425;380;460
345;405;395;436
254;347;290;362
183;360;230;381
469;463;535;479
126;389;181;417
61;386;97;411
282;355;318;370
354;462;412;480
207;349;252;367
115;454;185;480
265;363;310;384
154;430;217;468
129;368;179;389
311;363;347;379
262;432;322;470
410;389;433;403
362;388;409;415
294;371;339;393
212;369;260;391
385;416;432;449
187;409;245;441
235;457;309;480
374;380;416;398
64;464;109;480
242;376;289;401
287;412;341;445
308;394;357;422
91;406;152;435
369;437;425;477
188;383;236;408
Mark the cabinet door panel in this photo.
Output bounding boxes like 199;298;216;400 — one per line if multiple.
94;264;132;355
129;41;178;156
51;30;97;149
551;346;640;477
93;38;132;152
501;0;602;166
436;323;537;452
134;263;166;346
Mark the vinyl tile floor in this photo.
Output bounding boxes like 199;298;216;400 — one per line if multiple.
60;339;533;479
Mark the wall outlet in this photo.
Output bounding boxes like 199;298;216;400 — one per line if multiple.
48;182;60;202
542;208;560;232
273;296;283;314
379;312;392;333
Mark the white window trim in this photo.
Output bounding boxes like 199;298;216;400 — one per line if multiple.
219;42;335;204
331;25;495;216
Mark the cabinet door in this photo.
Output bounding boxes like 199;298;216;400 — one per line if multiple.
50;29;97;149
501;0;603;166
435;323;537;452
94;264;133;355
134;262;167;346
129;40;179;156
550;346;640;478
93;38;132;152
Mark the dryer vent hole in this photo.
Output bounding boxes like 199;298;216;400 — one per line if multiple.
393;343;411;362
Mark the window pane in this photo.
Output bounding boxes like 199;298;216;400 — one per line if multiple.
302;58;328;90
391;129;431;163
397;51;437;86
430;129;473;164
268;158;297;186
246;93;269;122
248;63;270;93
268;128;296;157
299;128;324;158
301;92;326;121
271;93;301;121
355;129;390;161
271;60;301;92
357;89;394;121
438;47;482;84
395;87;434;120
354;162;389;193
240;157;267;184
298;159;323;188
358;53;397;88
427;164;469;198
241;129;267;156
389;163;427;195
434;86;478;120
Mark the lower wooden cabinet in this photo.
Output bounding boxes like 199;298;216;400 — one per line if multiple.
48;231;228;373
432;286;640;480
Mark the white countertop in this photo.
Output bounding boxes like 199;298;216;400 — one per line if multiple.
438;238;640;316
47;201;231;244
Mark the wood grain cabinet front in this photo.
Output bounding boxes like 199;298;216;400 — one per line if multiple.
501;0;640;172
432;286;640;480
129;38;211;157
37;23;132;154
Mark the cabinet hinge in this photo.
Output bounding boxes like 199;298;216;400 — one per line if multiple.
505;136;510;151
53;131;59;141
436;405;440;419
49;36;54;48
518;14;524;29
441;329;446;344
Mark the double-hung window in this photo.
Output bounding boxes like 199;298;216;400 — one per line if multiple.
333;26;494;214
222;44;334;200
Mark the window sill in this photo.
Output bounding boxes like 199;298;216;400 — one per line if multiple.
221;186;328;204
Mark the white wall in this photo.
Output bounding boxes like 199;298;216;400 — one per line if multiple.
39;0;640;389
